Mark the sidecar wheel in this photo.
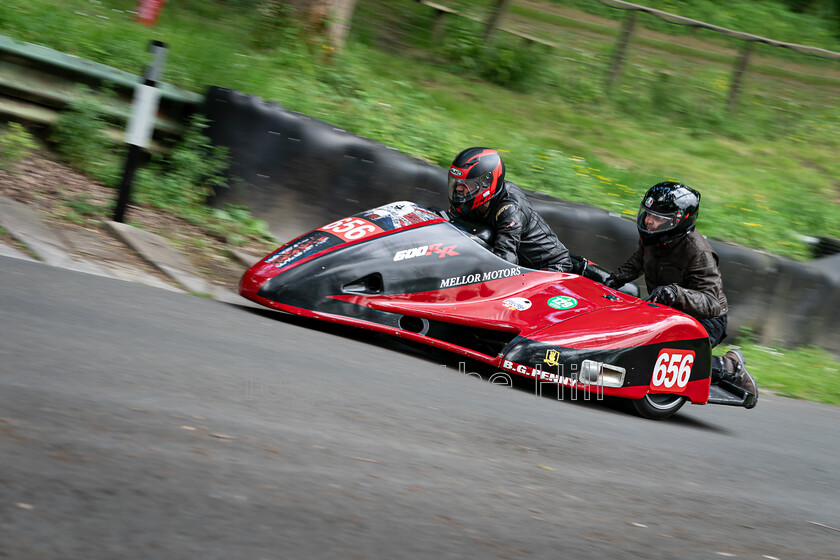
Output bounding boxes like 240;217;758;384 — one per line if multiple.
632;393;686;420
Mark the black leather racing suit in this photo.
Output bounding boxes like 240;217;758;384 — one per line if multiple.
456;181;572;272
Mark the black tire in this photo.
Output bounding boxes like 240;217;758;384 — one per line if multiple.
631;393;686;420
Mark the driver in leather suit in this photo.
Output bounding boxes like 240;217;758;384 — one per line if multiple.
447;147;572;273
605;182;758;408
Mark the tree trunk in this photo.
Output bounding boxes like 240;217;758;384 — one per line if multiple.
326;0;359;53
288;0;359;55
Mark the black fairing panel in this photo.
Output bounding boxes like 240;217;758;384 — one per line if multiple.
257;221;525;320
503;336;712;387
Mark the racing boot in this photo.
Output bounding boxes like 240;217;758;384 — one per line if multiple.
720;349;758;409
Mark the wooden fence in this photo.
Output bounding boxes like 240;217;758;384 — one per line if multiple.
415;0;840;113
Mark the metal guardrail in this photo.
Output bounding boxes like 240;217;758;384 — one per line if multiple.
0;33;203;140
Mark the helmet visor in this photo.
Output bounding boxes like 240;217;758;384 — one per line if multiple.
448;172;492;204
637;207;678;234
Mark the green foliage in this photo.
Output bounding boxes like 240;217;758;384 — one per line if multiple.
50;86;122;184
25;78;274;245
437;18;548;90
56;193;107;226
506;148;590;199
63;193;103;217
132;115;275;245
252;0;298;50
0;122;38;171
649;72;691;118
211;204;277;246
189;291;214;298
545;59;607;103
611;71;729;135
316;61;367;99
734;332;840;406
135;114;230;210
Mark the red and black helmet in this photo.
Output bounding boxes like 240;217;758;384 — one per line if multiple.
637;182;701;246
447;147;506;217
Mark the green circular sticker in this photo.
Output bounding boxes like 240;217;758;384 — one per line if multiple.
547;296;578;310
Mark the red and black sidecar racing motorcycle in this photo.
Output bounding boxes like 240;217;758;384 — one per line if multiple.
239;201;755;420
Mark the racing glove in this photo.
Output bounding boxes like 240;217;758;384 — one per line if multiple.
647;285;678;306
604;274;623;290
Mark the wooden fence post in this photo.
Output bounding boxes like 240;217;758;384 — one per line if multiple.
431;8;447;43
606;10;637;93
728;42;754;113
483;0;512;42
416;1;457;44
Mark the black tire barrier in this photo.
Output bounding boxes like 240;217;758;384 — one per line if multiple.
530;195;639;274
814;236;840;258
766;257;840;349
712;242;780;342
713;242;840;352
806;255;840;351
201;86;840;356
202;86;446;242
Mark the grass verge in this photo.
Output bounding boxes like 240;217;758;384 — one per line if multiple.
735;340;840;406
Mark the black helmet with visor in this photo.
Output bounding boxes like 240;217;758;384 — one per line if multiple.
447;147;506;217
637;182;701;246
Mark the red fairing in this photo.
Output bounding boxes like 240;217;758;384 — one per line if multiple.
238;201;739;417
330;272;704;348
526;304;706;350
329;273;711;404
239;259;281;302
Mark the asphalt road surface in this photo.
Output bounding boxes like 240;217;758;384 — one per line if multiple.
2;256;839;559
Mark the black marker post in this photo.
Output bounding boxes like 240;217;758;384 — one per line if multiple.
113;40;168;222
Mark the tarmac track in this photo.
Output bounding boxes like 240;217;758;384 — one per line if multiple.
1;256;839;559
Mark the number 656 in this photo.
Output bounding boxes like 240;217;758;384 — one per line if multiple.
652;350;695;389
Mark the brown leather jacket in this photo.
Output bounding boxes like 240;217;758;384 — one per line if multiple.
612;229;728;319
